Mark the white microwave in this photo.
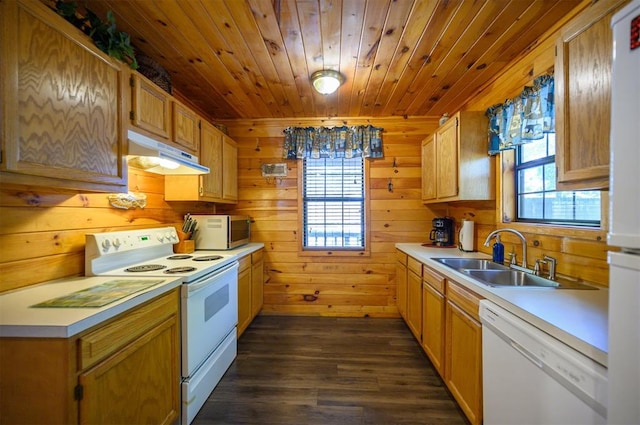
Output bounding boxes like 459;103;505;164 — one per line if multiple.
192;215;250;250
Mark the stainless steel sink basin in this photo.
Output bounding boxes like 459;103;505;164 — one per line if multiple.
434;258;509;271
462;269;560;288
432;257;596;289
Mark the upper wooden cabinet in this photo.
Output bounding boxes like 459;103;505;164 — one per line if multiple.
129;72;200;156
421;136;437;201
222;135;238;202
130;73;172;141
199;121;224;200
421;111;494;203
172;100;200;152
0;0;127;192
164;121;238;204
555;0;627;190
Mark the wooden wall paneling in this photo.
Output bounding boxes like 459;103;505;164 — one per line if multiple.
220;116;438;316
0;168;211;292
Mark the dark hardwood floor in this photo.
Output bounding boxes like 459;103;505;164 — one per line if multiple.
193;315;469;425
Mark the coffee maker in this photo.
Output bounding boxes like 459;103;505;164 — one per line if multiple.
429;217;455;247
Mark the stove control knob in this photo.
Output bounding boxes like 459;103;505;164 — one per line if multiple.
156;234;164;242
169;232;178;242
112;238;121;249
101;239;111;252
164;231;172;241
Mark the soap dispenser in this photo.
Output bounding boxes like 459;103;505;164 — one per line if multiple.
492;234;504;264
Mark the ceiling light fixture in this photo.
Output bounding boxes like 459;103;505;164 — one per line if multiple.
310;70;344;95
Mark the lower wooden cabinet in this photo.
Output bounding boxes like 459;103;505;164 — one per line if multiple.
237;256;252;335
421;266;446;375
395;250;408;319
406;258;423;340
237;248;264;337
251;250;264;317
445;280;483;425
397;253;483;425
0;289;180;425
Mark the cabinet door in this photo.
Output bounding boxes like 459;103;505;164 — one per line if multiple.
445;300;483;425
421;136;437;201
172;100;199;154
422;282;445;375
436;118;459;199
131;73;172;140
396;260;408;319
251;251;264;318
1;0;127;191
406;269;422;340
79;315;179;425
555;0;626;190
237;266;252;337
222;135;238;202
200;121;224;200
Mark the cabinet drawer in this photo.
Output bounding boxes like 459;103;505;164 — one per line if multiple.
79;289;178;370
396;250;408;266
251;249;263;264
407;256;422;277
423;265;445;294
446;280;482;322
238;255;251;273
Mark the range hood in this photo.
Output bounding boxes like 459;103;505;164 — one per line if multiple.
127;130;209;175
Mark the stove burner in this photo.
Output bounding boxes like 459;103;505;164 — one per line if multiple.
125;264;167;272
167;255;193;260
193;255;223;262
164;266;198;274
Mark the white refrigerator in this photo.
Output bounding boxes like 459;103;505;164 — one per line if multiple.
607;1;640;424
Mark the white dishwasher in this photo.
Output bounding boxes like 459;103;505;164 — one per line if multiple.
479;300;608;425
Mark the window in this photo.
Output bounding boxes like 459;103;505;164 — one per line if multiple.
515;133;600;226
302;157;365;249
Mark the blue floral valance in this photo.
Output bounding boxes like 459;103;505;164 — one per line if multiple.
283;125;384;159
486;74;555;155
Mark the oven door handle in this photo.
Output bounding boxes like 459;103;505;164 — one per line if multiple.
187;262;238;293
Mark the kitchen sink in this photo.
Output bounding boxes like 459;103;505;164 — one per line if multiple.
433;257;597;290
462;269;560;288
434;258;510;271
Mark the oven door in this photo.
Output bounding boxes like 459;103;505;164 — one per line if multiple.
181;262;238;378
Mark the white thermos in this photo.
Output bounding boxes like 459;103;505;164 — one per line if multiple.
458;219;475;252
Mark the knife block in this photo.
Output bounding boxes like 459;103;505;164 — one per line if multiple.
173;230;194;253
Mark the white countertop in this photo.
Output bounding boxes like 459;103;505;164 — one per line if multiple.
0;242;265;339
396;243;608;366
0;275;182;338
196;242;264;258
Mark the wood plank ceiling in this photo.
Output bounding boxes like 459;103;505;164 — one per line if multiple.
83;0;582;119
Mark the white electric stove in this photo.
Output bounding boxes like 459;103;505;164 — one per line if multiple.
85;226;239;425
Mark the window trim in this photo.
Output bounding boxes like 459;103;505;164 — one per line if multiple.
297;157;371;257
499;149;608;240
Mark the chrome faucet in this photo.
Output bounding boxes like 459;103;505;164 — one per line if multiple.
534;255;557;280
484;229;528;269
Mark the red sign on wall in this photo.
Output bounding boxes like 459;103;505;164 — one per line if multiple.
631;15;640;50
